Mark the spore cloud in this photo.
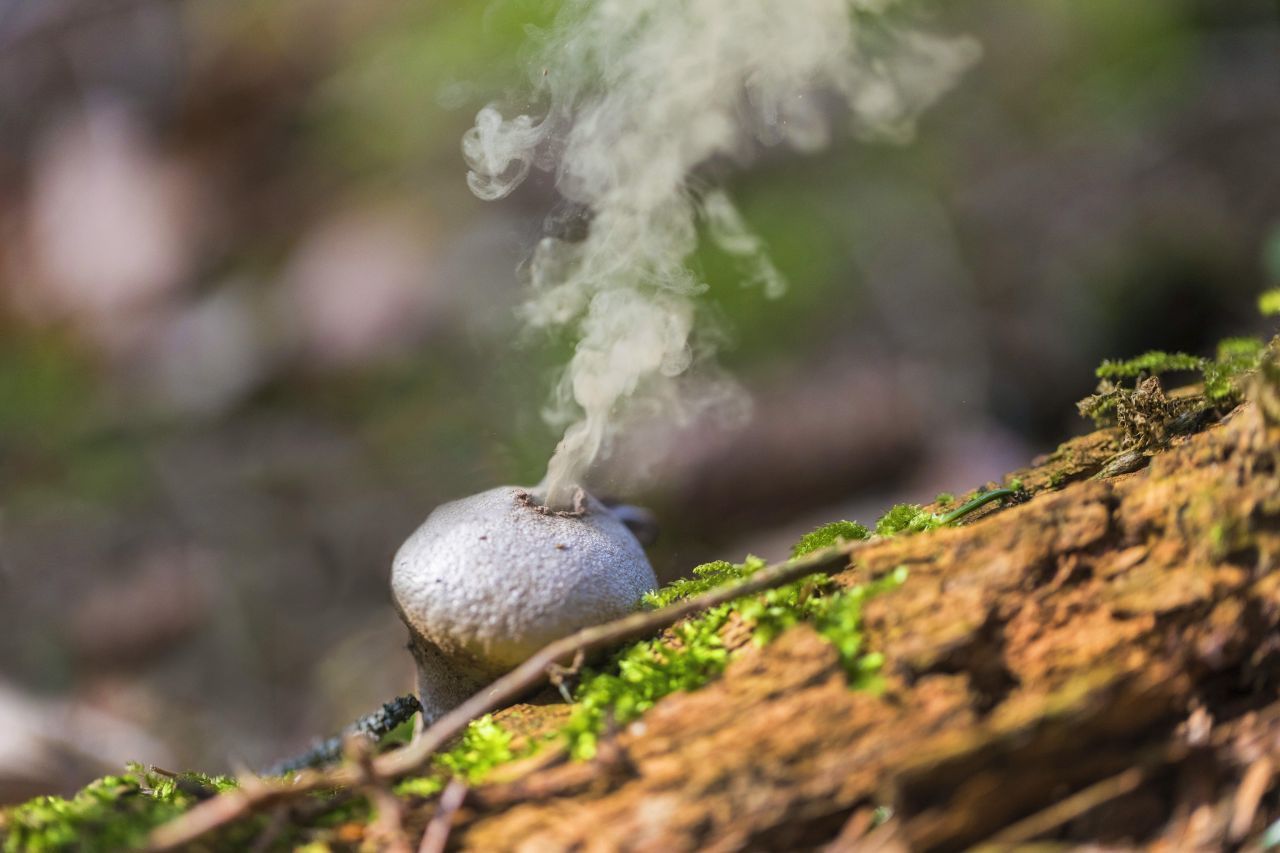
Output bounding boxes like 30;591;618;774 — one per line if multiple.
464;0;980;510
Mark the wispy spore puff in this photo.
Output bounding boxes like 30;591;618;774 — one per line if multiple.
463;0;980;509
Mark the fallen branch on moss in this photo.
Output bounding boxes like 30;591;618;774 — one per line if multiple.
419;778;468;853
147;543;867;851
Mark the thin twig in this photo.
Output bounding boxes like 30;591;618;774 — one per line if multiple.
546;649;585;703
418;778;468;853
938;488;1017;525
975;767;1146;849
1229;756;1274;842
147;543;859;851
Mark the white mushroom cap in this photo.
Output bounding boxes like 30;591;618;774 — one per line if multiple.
390;485;657;719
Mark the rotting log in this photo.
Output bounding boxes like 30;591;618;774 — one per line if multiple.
127;391;1280;851
424;402;1280;851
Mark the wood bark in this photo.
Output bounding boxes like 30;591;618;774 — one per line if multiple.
416;403;1280;851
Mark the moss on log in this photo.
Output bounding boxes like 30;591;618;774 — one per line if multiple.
6;359;1280;851
448;401;1280;851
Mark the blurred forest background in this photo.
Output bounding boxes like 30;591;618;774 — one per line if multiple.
1;0;1279;801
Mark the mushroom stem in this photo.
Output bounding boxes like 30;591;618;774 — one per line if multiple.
407;635;499;724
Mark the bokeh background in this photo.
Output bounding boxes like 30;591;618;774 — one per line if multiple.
2;0;1279;800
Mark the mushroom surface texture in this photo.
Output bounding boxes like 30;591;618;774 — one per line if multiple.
390;485;657;722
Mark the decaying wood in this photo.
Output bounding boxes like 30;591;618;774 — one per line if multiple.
156;396;1280;851
446;403;1280;851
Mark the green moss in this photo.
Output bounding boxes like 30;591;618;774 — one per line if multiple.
791;521;871;558
1083;334;1269;430
564;564;907;759
934;492;955;507
565;527;911;759
800;566;906;690
394;713;531;798
642;557;766;609
0;766;244;853
1259;288;1280;317
1095;350;1205;380
563;602;735;759
1217;337;1267;359
875;489;1020;536
1077;381;1121;425
1208;521;1228;561
393;776;446;799
875;504;942;536
435;715;522;782
1203;336;1265;402
2;713;535;848
310;794;371;829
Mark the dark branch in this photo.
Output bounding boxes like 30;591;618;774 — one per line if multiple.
262;694;422;777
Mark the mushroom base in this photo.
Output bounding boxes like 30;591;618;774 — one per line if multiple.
405;632;503;724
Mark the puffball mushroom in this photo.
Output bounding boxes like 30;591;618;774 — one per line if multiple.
390;485;658;722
